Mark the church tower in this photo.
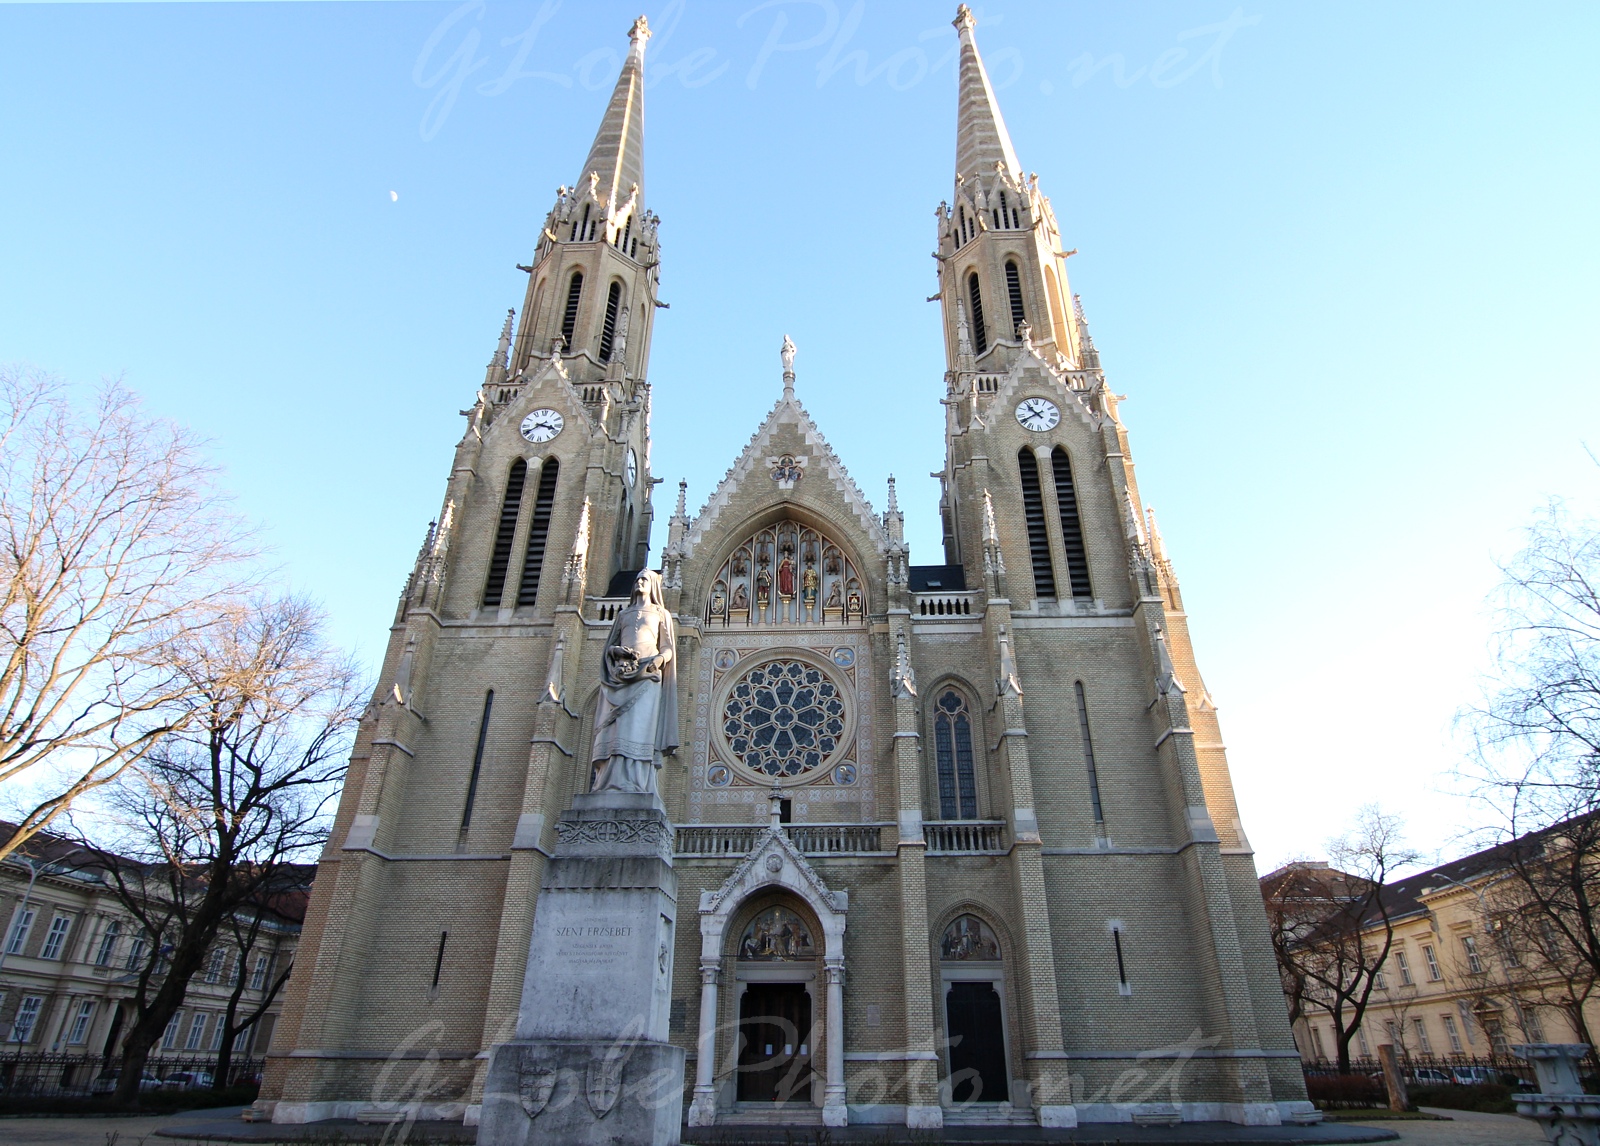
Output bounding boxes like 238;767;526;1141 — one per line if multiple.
258;9;1313;1134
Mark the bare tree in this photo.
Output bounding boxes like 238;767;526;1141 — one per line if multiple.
1464;498;1600;1009
1;365;255;862
1263;807;1421;1073
211;891;300;1086
76;594;360;1104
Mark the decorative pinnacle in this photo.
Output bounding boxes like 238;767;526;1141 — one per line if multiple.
491;308;514;369
781;334;797;399
673;479;688;521
982;489;999;545
628;14;651;55
886;475;899;515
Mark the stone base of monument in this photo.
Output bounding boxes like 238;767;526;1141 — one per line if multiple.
479;1038;684;1146
1514;1044;1600;1146
477;791;684;1146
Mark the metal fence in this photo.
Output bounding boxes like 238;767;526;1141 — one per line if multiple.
0;1051;265;1097
1303;1052;1581;1090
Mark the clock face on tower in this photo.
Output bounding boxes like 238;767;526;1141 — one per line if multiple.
625;447;638;487
1015;397;1060;432
520;409;563;443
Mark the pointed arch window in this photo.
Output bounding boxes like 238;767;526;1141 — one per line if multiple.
1049;447;1092;599
560;271;584;352
483;460;528;607
934;690;978;820
1005;261;1026;336
967;273;988;355
599;282;623;363
516;460;560;607
1017;449;1056;599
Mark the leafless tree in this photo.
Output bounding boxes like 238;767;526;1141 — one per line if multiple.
1464;498;1600;1009
1263;807;1421;1073
75;594;360;1104
1;365;256;863
210;893;299;1087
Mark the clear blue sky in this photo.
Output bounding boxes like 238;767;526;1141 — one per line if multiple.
3;0;1597;871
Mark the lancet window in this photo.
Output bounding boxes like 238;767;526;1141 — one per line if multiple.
560;271;584;351
1005;261;1026;335
599;282;623;362
967;273;988;355
705;521;864;627
482;460;527;607
934;690;978;819
516;460;560;607
1050;447;1092;599
1016;449;1056;599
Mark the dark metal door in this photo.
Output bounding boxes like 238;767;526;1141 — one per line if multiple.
736;982;813;1103
946;980;1009;1103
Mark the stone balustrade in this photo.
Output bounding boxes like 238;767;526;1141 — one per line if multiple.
675;823;888;857
925;819;1008;854
913;590;980;617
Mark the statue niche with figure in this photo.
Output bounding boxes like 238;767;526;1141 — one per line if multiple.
591;569;679;796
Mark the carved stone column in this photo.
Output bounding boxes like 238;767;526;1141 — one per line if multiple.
823;959;847;1126
687;962;720;1127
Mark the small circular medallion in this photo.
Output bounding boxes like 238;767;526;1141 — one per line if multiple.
706;764;732;788
830;647;855;668
833;762;857;786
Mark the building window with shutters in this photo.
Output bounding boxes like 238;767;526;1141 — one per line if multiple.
4;907;35;955
40;915;72;960
10;995;43;1043
162;1011;183;1050
933;689;979;820
1394;948;1413;985
184;1012;208;1051
1422;943;1441;980
66;1000;96;1044
95;920;120;966
1441;1013;1463;1053
1412;1017;1432;1053
1461;935;1483;974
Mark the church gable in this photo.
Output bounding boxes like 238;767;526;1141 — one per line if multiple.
678;371;888;596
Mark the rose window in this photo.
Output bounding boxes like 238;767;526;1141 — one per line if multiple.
722;659;847;778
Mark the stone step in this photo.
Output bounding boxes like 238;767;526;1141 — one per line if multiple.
941;1102;1037;1126
721;1102;825;1126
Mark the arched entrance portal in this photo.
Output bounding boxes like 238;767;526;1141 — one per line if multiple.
689;825;849;1128
734;902;818;1105
939;914;1012;1108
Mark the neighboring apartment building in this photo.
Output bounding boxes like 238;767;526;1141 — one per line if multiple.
1264;829;1600;1065
0;827;307;1085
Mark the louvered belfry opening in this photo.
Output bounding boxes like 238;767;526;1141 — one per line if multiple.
599;281;623;363
1005;260;1026;335
967;272;988;355
560;271;584;351
1017;448;1056;599
516;460;560;607
1050;447;1092;599
482;459;528;607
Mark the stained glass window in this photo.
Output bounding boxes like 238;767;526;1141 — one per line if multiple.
935;690;978;819
722;659;846;778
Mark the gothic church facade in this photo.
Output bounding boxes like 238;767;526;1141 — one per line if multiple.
259;9;1312;1130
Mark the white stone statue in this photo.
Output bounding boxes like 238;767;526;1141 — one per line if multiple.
781;335;796;375
591;569;679;795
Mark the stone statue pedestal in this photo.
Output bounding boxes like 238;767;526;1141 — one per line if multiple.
1513;1044;1600;1146
477;792;683;1146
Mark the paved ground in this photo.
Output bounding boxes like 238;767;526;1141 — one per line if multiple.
2;1107;1545;1146
1362;1107;1546;1144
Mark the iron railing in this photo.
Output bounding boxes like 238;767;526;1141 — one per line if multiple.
0;1051;265;1097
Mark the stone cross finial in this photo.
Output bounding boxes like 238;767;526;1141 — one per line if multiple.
629;14;651;51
